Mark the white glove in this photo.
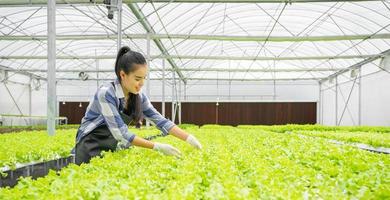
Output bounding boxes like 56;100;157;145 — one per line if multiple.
186;134;202;149
153;143;181;157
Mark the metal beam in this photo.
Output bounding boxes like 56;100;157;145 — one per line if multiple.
2;67;344;73
3;33;389;42
153;54;376;61
56;77;320;81
128;3;186;84
0;64;46;80
0;0;380;6
320;49;390;83
162;59;166;117
0;54;377;61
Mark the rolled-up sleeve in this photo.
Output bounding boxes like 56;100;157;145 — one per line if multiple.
96;87;136;146
141;93;175;135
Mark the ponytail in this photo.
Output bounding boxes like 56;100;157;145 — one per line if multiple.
115;46;131;81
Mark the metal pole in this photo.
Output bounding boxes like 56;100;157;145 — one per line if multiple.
29;76;32;125
335;76;338;126
162;59;165;117
358;69;362;125
184;82;187;101
117;0;122;51
318;81;321;124
216;98;219;124
178;79;181;125
321;82;324;125
146;33;150;127
47;0;56;135
56;81;59;119
273;80;276;100
95;50;99;89
229;81;231;100
172;72;176;123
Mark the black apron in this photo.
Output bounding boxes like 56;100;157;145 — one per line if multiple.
75;112;133;165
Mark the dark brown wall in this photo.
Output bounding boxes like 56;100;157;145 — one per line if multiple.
152;102;316;126
59;102;89;124
216;102;316;126
60;101;316;126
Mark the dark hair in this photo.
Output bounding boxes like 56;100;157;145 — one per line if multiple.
115;46;146;81
115;46;146;125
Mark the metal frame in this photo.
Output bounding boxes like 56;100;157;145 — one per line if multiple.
320;49;390;83
55;77;320;81
0;68;345;73
0;54;379;61
3;33;389;42
1;2;388;83
0;0;380;6
128;3;186;84
0;65;45;81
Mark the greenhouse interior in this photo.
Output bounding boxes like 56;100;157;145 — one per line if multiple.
0;0;389;199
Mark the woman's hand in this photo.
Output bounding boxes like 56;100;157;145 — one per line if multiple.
169;126;203;150
153;143;181;157
186;134;202;149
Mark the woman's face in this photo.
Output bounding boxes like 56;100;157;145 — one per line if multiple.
120;64;147;95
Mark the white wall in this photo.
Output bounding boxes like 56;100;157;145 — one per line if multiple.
0;75;46;125
321;66;390;126
360;71;390;126
0;77;46;117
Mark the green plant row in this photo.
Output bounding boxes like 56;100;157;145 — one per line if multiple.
2;124;388;169
0;130;76;169
237;124;390;133
1;128;389;199
291;130;390;148
0;126;195;169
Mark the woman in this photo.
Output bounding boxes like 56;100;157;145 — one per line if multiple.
74;46;202;165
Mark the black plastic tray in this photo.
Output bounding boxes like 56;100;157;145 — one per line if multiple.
0;156;74;188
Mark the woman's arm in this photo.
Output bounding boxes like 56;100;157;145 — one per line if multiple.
131;136;154;149
168;125;189;141
140;93;202;149
131;136;181;157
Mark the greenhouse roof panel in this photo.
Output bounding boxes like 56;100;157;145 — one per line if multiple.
0;1;389;82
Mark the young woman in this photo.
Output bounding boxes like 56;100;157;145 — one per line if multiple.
74;46;202;165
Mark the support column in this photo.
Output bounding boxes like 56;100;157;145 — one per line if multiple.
172;72;176;123
358;69;362;125
95;50;99;89
273;80;276;100
321;82;324;125
47;0;56;135
228;81;231;100
184;82;187;101
29;76;32;125
162;59;165;117
178;79;181;125
117;0;122;51
335;76;338;126
146;33;151;127
318;81;321;125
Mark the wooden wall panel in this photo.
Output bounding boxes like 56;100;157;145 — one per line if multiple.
59;102;89;124
60;101;316;126
181;103;217;125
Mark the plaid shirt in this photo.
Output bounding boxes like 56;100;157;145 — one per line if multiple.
75;78;175;148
